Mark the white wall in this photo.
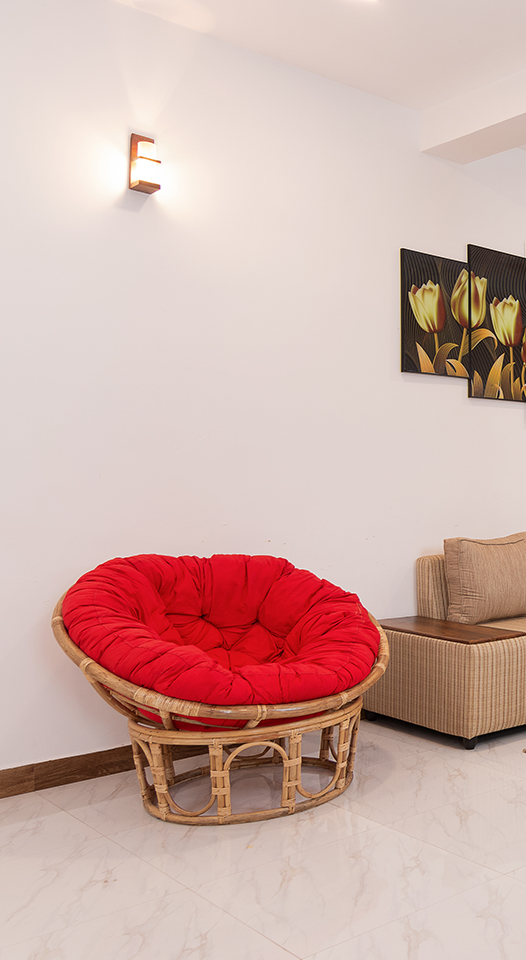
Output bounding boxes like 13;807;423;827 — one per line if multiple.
2;0;526;767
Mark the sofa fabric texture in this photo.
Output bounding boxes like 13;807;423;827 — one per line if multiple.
363;629;526;740
365;548;526;741
62;554;380;710
444;532;526;624
416;555;449;620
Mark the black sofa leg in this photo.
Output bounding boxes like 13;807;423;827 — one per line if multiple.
462;736;478;750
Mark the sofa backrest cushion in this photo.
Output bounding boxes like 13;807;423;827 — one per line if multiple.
444;532;526;624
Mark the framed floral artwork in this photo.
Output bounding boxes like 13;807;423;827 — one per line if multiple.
401;245;526;402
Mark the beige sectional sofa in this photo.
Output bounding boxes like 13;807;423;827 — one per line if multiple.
363;533;526;748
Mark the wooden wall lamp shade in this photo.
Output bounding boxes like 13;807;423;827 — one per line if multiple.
129;134;161;194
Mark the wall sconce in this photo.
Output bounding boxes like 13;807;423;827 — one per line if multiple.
129;134;161;194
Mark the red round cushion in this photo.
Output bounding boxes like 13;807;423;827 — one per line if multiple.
62;554;380;714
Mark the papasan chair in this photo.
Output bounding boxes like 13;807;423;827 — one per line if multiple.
52;554;388;825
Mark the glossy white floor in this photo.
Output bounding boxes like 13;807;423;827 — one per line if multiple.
3;717;526;960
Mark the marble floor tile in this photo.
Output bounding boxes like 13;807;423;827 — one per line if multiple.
0;807;102;860
361;717;526;762
359;717;459;752
456;731;526;780
1;834;183;947
112;800;378;888
5;717;526;960
505;862;526;883
354;725;432;767
0;792;64;827
0;792;101;860
393;779;526;873
37;770;151;836
332;746;521;824
38;769;140;807
0;890;299;960
304;874;526;960
195;824;498;958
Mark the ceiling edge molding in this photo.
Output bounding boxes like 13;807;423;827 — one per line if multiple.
421;69;526;164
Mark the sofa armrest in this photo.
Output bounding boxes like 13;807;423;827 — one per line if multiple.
416;555;449;619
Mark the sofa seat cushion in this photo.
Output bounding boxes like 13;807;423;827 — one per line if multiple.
62;554;380;710
444;532;526;624
481;615;526;632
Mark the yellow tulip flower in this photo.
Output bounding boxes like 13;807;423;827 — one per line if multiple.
451;269;487;330
490;296;522;347
408;281;446;335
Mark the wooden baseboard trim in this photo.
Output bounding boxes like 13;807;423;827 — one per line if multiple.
0;743;209;799
0;745;136;799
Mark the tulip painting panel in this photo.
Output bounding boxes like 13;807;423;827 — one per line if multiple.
401;249;470;378
467;244;526;402
401;245;526;402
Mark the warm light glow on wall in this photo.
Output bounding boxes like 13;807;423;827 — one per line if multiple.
129;134;161;194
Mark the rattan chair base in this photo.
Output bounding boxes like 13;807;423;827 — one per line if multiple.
129;700;362;825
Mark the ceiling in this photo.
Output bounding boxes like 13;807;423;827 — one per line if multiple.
115;0;526;161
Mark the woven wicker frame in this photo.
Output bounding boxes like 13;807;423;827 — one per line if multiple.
52;595;388;825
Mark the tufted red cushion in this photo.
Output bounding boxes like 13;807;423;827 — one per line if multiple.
62;555;380;721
